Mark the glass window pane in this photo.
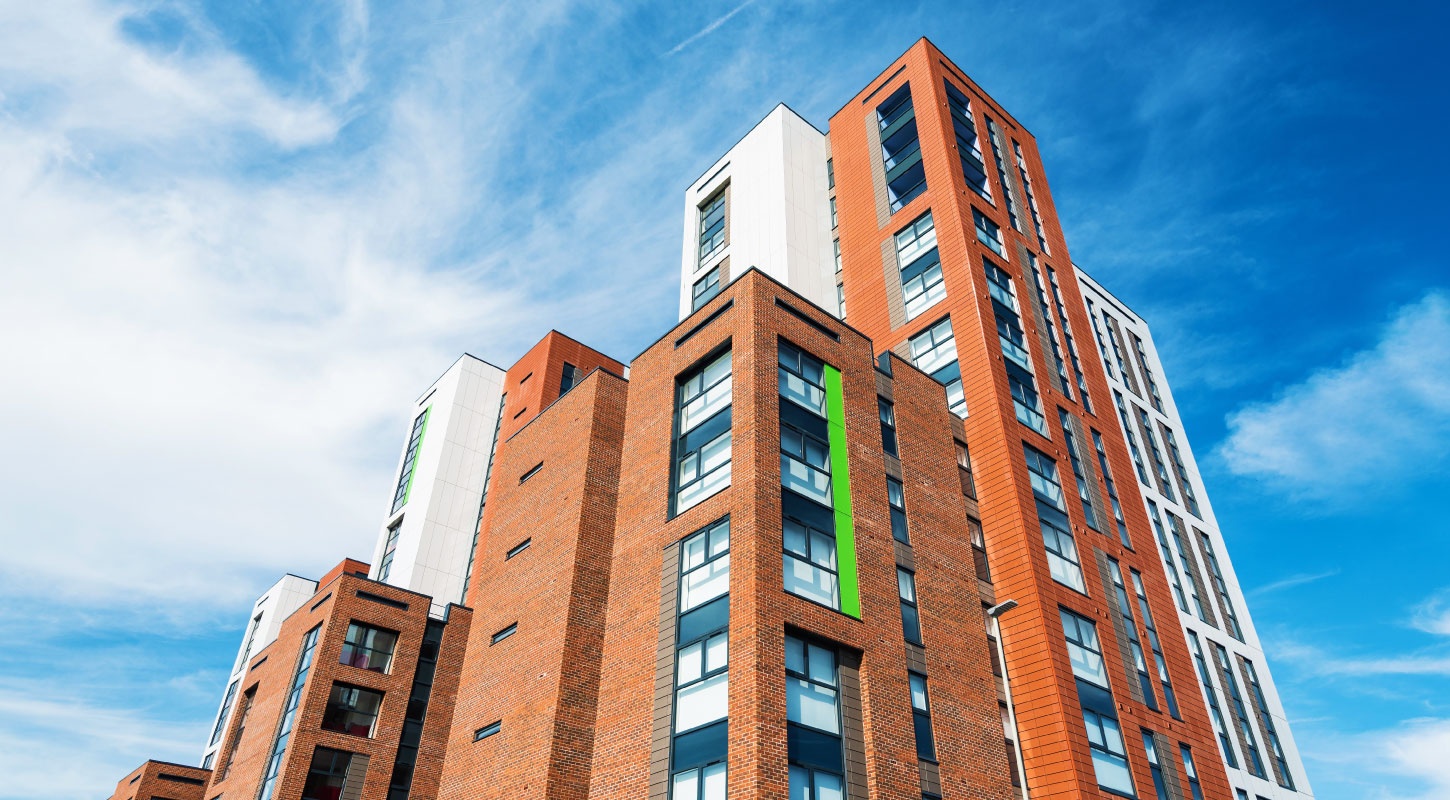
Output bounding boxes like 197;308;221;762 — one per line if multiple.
815;772;844;800
705;633;729;672
682;555;730;611
675;672;728;732
702;763;726;800
677;642;703;686
786;677;840;733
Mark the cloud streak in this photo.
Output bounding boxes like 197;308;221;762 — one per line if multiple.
664;0;757;56
1217;290;1450;501
1248;568;1340;597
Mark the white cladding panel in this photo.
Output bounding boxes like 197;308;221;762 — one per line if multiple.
371;354;505;612
1075;267;1312;800
680;105;834;319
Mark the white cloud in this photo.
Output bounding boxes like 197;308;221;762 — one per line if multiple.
1411;590;1450;637
1217;290;1450;500
1247;568;1340;597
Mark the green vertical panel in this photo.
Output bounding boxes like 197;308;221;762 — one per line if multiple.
401;406;431;507
824;366;860;619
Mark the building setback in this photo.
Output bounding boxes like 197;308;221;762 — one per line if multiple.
106;37;1307;800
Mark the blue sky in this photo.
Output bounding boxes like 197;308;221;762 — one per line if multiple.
0;0;1445;797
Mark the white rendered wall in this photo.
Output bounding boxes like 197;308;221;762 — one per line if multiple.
1075;268;1312;800
679;104;835;319
370;354;505;612
200;573;316;767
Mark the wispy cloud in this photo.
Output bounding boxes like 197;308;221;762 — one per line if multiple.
1248;568;1340;597
1412;590;1450;637
1305;718;1450;800
1216;290;1450;502
664;0;757;56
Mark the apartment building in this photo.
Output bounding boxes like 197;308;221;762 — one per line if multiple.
105;37;1305;800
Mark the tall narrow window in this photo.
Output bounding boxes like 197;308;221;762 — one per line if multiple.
1142;732;1170;800
1026;446;1084;592
376;521;401;581
786;636;844;800
899;569;922;644
1012;140;1050;253
1107;559;1159;712
1199;533;1244;641
984;116;1020;231
1181;745;1205;800
1113;391;1151;484
1027;254;1073;398
1091;430;1133;548
559;362;581;394
1167;512;1212;624
969;518;991;582
1047;267;1090;409
1162;426;1201;517
909;317;965;417
1145;501;1189;613
1137;407;1177;501
887;477;909;544
783;492;839;609
1058;410;1100;530
1215;642;1266;778
208;680;240;747
896;212;945;319
909;672;937;760
692;266;723;312
972;208;1005;258
391;407;430;514
674;350;733;514
1060;609;1109;688
672;519;730;800
877;84;927;211
699;191;726;261
1242;658;1296;789
1186;632;1239;768
1132;334;1165;412
878;399;898;457
258;625;322;800
956;441;977;499
944;81;990;199
1130;569;1180;718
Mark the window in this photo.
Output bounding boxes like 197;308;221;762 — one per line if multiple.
1047;267;1089;407
1132;334;1165;412
1091;430;1133;548
1087;299;1115;378
1199;533;1245;641
783;495;839;609
519;462;543;483
388;618;444;799
322;684;383;737
826;158;834;189
887;477;909;544
956;441;977;499
1186;632;1239;769
899;569;921;644
969;517;991;582
1108;559;1158;712
877;84;927;211
909;672;937;760
1113;391;1151;484
699;191;726;261
1026;445;1084;592
692;267;723;312
680;518;731;614
672;763;726;800
1058;411;1099;530
1166;512;1212;623
1215;643;1266;778
506;538;531;559
1130;569;1180;718
675;631;729;732
474;721;501;741
779;341;827;416
781;421;832;506
1007;363;1046;435
302;747;356;800
209;680;240;747
1025;256;1073;399
1012;140;1050;253
972;208;1005;258
909;317;965;416
984;116;1020;230
258;625;322;800
1142;732;1170;800
1137;408;1176;501
1181;745;1205;800
559;362;580;394
895;213;945;319
1145;501;1189;612
376;521;401;581
836;282;845;318
786;635;843;800
490;623;517;645
674;350;733;514
1083;709;1135;796
1242;658;1295;789
340;622;398;673
943;81;990;199
391;408;430;514
878;399;898;456
218;688;254;779
672;518;730;798
1162;427;1201;517
1060;608;1109;687
830;197;837;229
